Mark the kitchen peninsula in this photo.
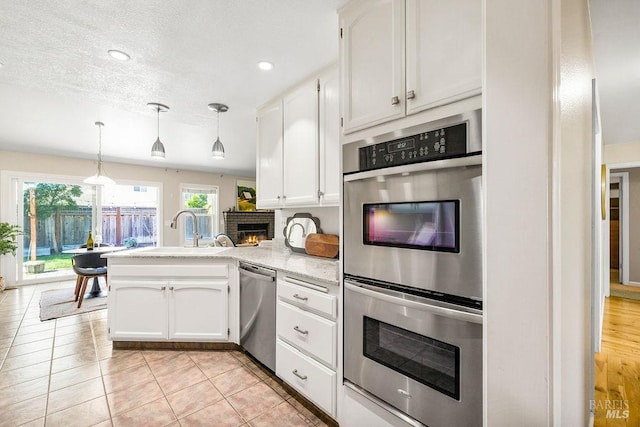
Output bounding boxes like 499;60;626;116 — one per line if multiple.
103;246;338;346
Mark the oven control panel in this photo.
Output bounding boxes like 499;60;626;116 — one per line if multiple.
359;122;468;171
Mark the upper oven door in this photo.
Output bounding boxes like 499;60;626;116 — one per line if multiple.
343;156;482;300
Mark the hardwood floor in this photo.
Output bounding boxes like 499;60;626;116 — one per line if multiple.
594;295;640;425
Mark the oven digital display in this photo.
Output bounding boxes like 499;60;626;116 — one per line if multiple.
363;201;460;252
387;138;415;153
363;316;460;400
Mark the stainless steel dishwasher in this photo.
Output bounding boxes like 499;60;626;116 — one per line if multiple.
239;262;276;371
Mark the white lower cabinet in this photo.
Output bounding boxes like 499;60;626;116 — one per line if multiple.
277;301;336;368
109;280;168;340
276;274;338;417
168;280;229;341
108;261;231;342
277;340;337;415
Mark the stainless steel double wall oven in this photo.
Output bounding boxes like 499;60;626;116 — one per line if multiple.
343;110;483;426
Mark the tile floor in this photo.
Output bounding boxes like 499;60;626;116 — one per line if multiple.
0;281;328;426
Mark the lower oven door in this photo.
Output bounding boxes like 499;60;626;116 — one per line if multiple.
344;278;482;427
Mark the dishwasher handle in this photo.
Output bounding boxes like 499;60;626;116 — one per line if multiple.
239;265;275;282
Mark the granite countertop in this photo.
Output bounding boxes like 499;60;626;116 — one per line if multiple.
104;245;339;286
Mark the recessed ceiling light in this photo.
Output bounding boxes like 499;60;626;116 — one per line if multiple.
108;50;131;61
257;61;274;71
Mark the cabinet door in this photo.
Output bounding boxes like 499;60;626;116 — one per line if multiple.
256;100;284;209
318;66;340;206
108;280;168;341
169;280;229;341
283;79;319;206
405;0;482;115
340;0;405;133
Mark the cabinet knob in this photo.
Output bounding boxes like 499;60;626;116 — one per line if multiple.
277;195;281;200
317;190;324;198
282;195;287;200
160;286;166;291
407;90;416;100
391;96;400;105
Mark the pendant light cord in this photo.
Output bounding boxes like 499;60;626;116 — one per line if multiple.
217;109;220;139
97;123;103;174
156;106;160;138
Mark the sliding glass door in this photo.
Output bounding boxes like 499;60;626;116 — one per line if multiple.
1;172;161;285
21;180;95;282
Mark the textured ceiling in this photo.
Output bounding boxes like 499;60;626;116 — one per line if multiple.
590;0;640;145
0;0;345;176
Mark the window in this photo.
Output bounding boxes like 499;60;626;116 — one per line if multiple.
101;184;160;248
180;184;219;245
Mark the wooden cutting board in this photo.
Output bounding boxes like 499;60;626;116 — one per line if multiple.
305;233;339;258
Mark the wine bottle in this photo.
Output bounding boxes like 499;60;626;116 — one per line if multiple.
86;231;94;251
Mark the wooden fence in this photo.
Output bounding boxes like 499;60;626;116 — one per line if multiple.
23;207;157;254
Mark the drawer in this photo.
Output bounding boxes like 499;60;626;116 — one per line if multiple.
277;300;337;368
278;277;337;319
276;339;336;416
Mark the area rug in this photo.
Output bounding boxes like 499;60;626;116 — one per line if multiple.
39;288;107;321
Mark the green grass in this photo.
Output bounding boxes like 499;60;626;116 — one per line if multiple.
26;254;73;270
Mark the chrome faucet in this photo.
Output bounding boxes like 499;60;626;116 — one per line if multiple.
287;222;307;244
170;209;201;247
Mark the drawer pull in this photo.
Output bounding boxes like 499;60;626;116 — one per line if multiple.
293;293;308;301
293;326;309;335
292;369;308;380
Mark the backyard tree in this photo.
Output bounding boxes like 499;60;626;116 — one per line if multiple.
23;184;83;254
186;194;210;210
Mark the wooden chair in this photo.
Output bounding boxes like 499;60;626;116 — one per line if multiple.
72;252;108;308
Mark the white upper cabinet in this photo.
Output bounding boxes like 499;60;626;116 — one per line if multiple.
283;79;320;207
405;0;481;115
256;99;284;209
318;66;340;205
341;0;405;133
256;64;340;209
340;0;482;133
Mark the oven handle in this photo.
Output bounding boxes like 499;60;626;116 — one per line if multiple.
345;280;483;324
343;153;481;182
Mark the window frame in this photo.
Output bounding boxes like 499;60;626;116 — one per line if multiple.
178;183;219;246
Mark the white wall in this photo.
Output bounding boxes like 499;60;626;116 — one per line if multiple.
485;0;593;425
557;0;594;423
605;140;640;163
0;149;251;282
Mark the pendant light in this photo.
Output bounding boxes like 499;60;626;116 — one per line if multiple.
208;103;228;159
84;121;115;186
148;102;169;159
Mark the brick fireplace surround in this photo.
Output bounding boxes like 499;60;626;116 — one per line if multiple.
223;211;275;245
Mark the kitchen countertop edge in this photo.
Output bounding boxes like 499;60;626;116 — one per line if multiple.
104;246;339;286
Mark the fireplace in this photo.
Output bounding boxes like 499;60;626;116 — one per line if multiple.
237;223;268;245
223;211;275;246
